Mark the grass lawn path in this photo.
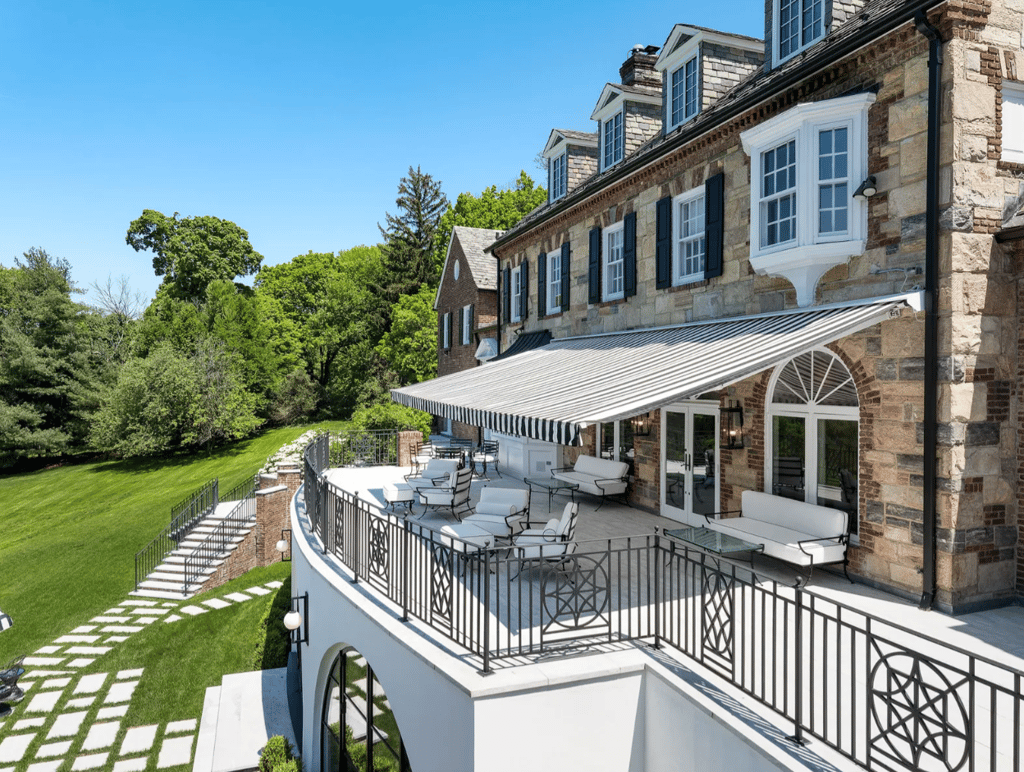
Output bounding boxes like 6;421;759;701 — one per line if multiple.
0;561;291;772
0;423;343;665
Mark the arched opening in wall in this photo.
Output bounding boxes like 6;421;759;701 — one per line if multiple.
766;348;859;535
321;647;411;772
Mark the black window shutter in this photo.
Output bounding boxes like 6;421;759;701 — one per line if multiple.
438;314;444;353
560;241;571;312
520;260;529;321
537;251;547;316
457;307;463;345
623;211;637;298
656;196;672;289
467;303;474;345
588;227;602;304
502;266;510;324
704;172;725;280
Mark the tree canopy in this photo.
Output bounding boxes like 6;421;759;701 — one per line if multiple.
126;209;264;302
433;171;546;264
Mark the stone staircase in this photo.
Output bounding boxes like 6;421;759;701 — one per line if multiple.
130;500;256;600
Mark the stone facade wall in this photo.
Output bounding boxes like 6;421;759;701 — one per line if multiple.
623;100;663;158
492;7;1021;609
568;145;599;194
701;43;763;106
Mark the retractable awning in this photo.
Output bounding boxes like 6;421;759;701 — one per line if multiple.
393;293;921;445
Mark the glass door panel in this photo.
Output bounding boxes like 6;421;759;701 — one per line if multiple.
772;415;806;500
691;412;717;518
664;412;687;511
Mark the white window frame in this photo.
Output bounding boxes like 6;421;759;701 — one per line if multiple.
546;250;562;316
673;188;706;285
741;93;874;306
462;304;471;345
601;110;624;171
764;348;859;538
603;222;625;301
1002;80;1024;163
774;0;825;65
510;265;523;323
550;152;567;201
442;312;450;349
669;56;700;129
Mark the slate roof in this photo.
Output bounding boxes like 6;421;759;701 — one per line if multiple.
452;226;502;290
555;129;599;143
492;330;552;361
493;0;941;251
996;197;1024;242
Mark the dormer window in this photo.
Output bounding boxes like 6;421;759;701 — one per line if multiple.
777;0;824;63
549;152;567;201
602;111;624;170
670;56;699;127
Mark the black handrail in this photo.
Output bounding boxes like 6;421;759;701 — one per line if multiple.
134;479;218;591
181;476;257;592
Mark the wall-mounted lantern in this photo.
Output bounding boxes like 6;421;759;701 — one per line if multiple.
630;412;652;437
721;400;745;449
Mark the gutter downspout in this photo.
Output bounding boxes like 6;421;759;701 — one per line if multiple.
914;11;942;611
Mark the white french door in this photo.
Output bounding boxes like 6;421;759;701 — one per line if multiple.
660;403;719;524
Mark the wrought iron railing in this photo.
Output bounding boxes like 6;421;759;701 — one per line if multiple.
134;479;218;590
329;429;398;468
300;436;1023;772
181;476;257;591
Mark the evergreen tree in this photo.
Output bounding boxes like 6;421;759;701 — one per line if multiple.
377;166;449;305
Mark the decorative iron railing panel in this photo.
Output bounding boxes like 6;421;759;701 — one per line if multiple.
300;439;1024;772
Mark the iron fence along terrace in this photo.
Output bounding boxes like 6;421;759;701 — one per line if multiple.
302;433;1023;772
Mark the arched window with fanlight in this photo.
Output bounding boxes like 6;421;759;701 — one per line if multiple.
766;348;859;534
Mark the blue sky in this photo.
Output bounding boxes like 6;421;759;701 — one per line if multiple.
1;1;764;304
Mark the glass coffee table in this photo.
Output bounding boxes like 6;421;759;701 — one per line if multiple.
524;476;578;514
663;526;764;568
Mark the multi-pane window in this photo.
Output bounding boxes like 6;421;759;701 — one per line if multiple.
761;139;797;248
674;191;705;283
670;57;699;127
550;153;567;201
510;266;522;323
604;225;625;300
603;111;624;169
547;251;562;315
778;0;823;61
818;127;848;235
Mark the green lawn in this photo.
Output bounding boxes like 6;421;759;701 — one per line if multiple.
0;422;343;665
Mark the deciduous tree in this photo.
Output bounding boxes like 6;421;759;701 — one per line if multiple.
126;209;263;302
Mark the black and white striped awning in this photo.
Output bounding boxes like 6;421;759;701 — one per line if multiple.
392;293;920;446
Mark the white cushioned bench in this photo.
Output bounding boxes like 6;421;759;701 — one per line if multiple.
551;455;629;508
706;490;851;581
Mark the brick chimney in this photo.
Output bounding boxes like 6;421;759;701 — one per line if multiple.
620;44;661;89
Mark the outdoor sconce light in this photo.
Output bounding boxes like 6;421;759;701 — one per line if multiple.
283;592;309;687
721;400;745;449
276;529;291;562
630;413;652;437
852;175;877;199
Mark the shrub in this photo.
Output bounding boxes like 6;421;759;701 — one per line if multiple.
350;403;430;437
251;576;292;670
258;735;300;772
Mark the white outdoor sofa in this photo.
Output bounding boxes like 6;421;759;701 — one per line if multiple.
550;455;629;508
705;490;851;581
